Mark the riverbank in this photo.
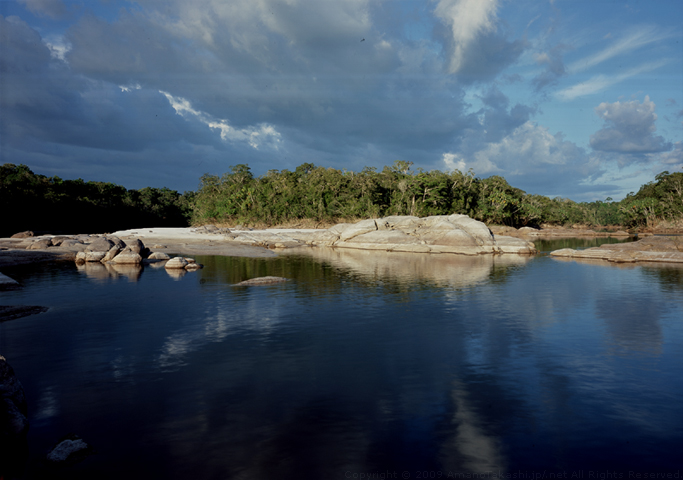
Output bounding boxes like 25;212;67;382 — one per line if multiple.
550;235;683;264
1;220;682;270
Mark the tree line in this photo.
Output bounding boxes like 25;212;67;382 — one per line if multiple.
1;162;681;236
0;163;194;237
192;161;683;229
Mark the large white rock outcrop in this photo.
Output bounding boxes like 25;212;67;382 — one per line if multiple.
229;215;535;255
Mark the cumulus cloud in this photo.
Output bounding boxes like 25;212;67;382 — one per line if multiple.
443;121;606;197
434;0;498;73
590;96;672;156
433;0;524;82
657;142;683;170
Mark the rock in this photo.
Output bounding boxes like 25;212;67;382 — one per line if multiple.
75;251;87;264
518;226;541;235
338;219;378;242
147;252;170;261
0;306;49;321
11;231;34;238
101;246;122;262
0;273;20;290
213;215;536;255
184;257;196;264
164;257;188;269
550;236;683;264
328;215;534;255
234;276;289;286
185;263;203;271
27;239;51;250
60;239;84;249
84;238;114;253
152;244;166;249
45;433;94;466
85;252;106;262
347;229;417;245
107;236;126;249
49;236;72;246
124;238;146;256
111;251;142;265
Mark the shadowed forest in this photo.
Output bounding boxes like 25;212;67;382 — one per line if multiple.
2;162;682;237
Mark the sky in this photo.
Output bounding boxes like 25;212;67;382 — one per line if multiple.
0;0;681;200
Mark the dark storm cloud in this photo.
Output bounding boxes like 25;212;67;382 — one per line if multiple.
58;0;487;177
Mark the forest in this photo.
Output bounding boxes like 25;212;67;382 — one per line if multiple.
0;163;194;237
191;161;683;230
1;162;682;237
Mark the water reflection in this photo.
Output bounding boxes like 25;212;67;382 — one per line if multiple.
1;248;681;477
440;382;506;473
76;261;142;282
595;294;664;356
534;236;635;253
282;247;532;289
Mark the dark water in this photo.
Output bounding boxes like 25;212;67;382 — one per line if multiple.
1;239;681;479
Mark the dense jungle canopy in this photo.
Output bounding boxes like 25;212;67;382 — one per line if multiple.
1;162;681;237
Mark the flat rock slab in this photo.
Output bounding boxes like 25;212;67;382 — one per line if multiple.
0;272;20;289
234;276;290;286
0;305;49;322
550;248;683;264
216;215;536;256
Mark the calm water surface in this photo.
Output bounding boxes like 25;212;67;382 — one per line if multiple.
1;238;681;478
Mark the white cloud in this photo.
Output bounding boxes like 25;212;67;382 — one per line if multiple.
556;59;671;101
43;34;71;61
160;91;282;150
444;123;564;174
442;121;607;196
658;142;683;169
434;0;498;74
590;96;672;155
119;83;141;93
442;152;468;172
568;25;676;74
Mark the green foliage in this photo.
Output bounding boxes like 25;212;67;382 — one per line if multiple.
618;171;683;227
192;162;682;229
5;162;679;234
0;164;193;236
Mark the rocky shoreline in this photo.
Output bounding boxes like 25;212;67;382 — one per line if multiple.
1;216;682;271
550;235;683;264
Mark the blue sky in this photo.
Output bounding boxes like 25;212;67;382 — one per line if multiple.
1;0;681;200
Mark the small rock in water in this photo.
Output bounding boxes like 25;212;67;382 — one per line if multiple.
45;433;94;466
165;257;188;269
234;276;289;286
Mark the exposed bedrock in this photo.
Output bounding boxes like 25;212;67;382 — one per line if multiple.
228;215;536;255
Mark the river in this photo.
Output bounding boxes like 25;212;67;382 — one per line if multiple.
1;238;681;478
